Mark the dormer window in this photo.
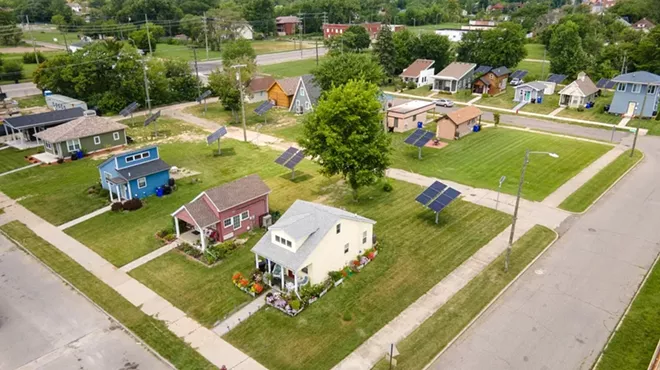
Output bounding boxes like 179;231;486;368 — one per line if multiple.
336;224;341;234
274;234;293;248
125;151;150;163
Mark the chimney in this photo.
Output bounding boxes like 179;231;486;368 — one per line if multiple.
577;72;586;81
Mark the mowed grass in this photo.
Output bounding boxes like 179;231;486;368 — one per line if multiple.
65;140;334;267
31;30;80;45
184;100;300;132
16;94;46;108
372;225;556;370
630;118;660;136
152;44;223;61
515;60;550;79
520;92;560;114
0;155;108;225
407;23;467;33
225;181;511;370
557;92;622;125
524;43;546;60
0;221;215;370
0;147;38;173
597;255;660;370
390;128;611;201
560;149;642;212
120;116;208;142
257;57;321;78
479;88;517;109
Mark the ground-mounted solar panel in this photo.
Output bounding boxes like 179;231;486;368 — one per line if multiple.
475;65;492;74
547;74;567;84
415;193;434;206
206;126;227;144
143;110;161;127
275;147;298;165
254;101;274;116
604;80;617;89
415;131;435;147
119;102;139;117
196;90;212;103
596;78;609;88
416;182;447;205
428;198;448;213
429;181;447;192
442;187;462;200
515;70;528;79
414;182;461;222
404;129;425;145
284;150;305;169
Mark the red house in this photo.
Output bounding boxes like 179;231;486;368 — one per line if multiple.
276;16;300;36
323;22;385;39
171;174;271;251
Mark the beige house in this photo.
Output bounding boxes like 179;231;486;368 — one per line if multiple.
387;100;435;132
558;72;599;108
436;106;483;140
251;200;376;292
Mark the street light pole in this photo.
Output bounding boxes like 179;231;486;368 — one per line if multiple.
496;175;506;211
630;83;655;157
232;64;248;142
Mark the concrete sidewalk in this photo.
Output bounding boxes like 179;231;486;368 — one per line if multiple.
58;205;112;230
120;241;181;273
213;293;268;336
334;221;535;370
0;163;39;177
1;194;265;370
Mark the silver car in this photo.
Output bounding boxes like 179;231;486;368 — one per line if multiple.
435;98;454;107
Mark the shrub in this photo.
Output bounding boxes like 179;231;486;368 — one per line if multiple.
22;52;47;64
110;202;123;212
56;158;64;164
99;188;109;198
289;299;301;311
577;107;585;112
493;112;500;126
342;311;352;321
204;249;219;264
157;226;175;238
328;270;343;282
122;198;142;211
2;60;23;81
382;182;393;192
406;80;417;90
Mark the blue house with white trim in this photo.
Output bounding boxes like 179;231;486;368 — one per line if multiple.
97;146;171;202
609;71;660;118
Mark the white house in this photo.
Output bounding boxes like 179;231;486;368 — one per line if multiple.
435;29;469;42
400;59;435;87
558;72;599;108
237;23;254;40
246;76;275;103
513;81;546;103
67;2;82;13
251;200;376;292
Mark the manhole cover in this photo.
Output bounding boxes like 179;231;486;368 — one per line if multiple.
534;269;545;275
588;228;596;232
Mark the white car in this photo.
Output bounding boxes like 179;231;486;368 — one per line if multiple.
510;78;524;86
435;98;454;107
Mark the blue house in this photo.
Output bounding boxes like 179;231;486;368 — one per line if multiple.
289;74;322;114
609;71;660;118
97;146;171;202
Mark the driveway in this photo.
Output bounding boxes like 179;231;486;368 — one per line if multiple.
0;234;170;370
427;134;660;369
2;82;41;98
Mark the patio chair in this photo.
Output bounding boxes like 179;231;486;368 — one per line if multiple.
298;274;309;287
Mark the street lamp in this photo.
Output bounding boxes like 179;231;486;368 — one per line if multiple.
496;175;506;211
505;150;559;272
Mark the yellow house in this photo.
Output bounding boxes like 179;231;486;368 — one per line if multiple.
251;200;376;292
267;77;298;108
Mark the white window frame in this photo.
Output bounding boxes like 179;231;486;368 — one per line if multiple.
344;243;349;254
113;132;120;141
648;85;657;95
66;139;81;153
336;223;341;234
305;101;311;110
631;84;641;93
232;214;241;230
617;83;626;92
224;218;232;228
300;88;305;97
44;141;52;150
125;151;150;163
137;177;147;189
93;136;101;145
104;171;112;184
363;230;367;244
241;211;249;220
286;240;292;247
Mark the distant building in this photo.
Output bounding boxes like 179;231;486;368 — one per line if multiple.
247;76;276;103
322;23;405;39
67;2;82;13
387;100;435;132
435;29;469;42
237;23;254;40
276;16;300;36
609;71;660;117
632;18;656;32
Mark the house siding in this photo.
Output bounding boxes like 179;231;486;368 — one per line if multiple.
52;130;126;158
387;108;431;133
609;83;659;117
215;195;269;242
433;71;475;93
247;90;268;103
474;72;508;95
98;163;121;191
436;117;477;140
116;147;159;169
514;86;544;103
290;83;313;114
268;83;292;108
128;170;170;199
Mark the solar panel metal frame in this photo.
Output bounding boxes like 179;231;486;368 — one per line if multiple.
284;150;305;169
415;181;447;206
404;129;425;145
206;126;228;144
196;90;212;103
414;131;435;148
275;147;298;165
474;65;492;74
254;101;274;116
143;110;161;127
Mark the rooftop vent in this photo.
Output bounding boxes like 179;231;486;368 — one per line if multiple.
83;109;97;116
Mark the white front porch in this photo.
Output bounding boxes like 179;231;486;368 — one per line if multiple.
254;255;310;293
5;126;45;149
107;179;132;203
173;218;219;252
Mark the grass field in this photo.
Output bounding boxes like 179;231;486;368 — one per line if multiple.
184;100;299;132
372;225;556;370
30;30;79;46
225;181;511;370
16;94;46;108
559;149;642;212
520;92;560;114
0;221;216;370
514;60;550;80
629;118;660;136
478;88;517;109
0;147;38;173
407;23;467;33
257;58;321;78
596;255;660;370
556;93;622;125
120;116;207;142
152;44;222;61
524;43;547;60
390;128;611;201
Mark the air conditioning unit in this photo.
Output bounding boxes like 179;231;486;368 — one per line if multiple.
262;214;273;228
83;109;97;116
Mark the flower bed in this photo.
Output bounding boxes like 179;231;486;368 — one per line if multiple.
265;291;304;316
232;271;265;297
177;240;240;266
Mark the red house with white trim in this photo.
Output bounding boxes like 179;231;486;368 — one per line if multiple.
171;174;271;251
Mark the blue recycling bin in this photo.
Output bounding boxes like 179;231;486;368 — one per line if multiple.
156;187;164;197
537;97;542;104
473;125;481;132
417;121;423;128
76;150;83;159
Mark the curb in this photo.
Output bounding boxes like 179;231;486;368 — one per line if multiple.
591;249;660;370
0;229;177;370
560;149;645;215
422;229;560;370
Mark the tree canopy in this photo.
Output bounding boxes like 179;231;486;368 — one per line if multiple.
456;22;527;68
392;29;453;74
548;20;590;79
373;24;396;76
312;52;385;91
299;79;391;200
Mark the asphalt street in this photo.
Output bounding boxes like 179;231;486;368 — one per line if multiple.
1;82;41;99
427;133;660;369
0;234;170;370
195;47;327;74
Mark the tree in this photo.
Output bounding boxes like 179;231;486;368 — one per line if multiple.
0;10;22;46
373;24;396;76
179;14;204;42
342;25;371;52
221;39;256;67
129;23;165;52
393;29;418;73
312;53;385;91
299;80;391;200
208;68;246;122
206;6;245;51
633;27;660;74
242;0;275;35
457;23;526;67
548;21;590;78
415;33;453;73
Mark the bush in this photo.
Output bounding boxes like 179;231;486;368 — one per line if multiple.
493;112;500;126
342;311;352;321
122;198;142;211
110;202;123;212
2;60;23;81
382;182;393;192
289;299;301;311
577;107;585;112
328;270;343;282
99;188;109;198
406;80;417;90
157;226;175;238
56;158;64;164
22;52;47;64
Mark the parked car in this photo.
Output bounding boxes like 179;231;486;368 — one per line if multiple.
435;98;454;107
510;78;524;86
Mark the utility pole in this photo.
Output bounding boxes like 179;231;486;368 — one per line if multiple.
506;150;529;273
232;64;248;142
145;14;153;55
315;39;319;65
541;49;546;80
203;13;209;60
62;31;69;54
192;47;201;98
299;12;304;59
620;51;627;75
26;15;40;64
630;83;653;157
322;11;328;25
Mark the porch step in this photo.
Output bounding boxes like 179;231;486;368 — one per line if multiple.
513;101;527;112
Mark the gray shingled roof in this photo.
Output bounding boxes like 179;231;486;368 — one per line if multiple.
34;115;127;143
300;74;322;105
251;200;376;271
491;66;510;77
434;62;476;80
574;74;599;96
276;77;299;95
116;159;171;180
612;71;660;84
204;174;271;212
3;108;85;129
517;81;546;91
184;197;218;228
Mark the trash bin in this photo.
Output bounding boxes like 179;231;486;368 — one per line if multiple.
156;187;164;197
473;125;481;132
537;97;542;104
76;150;83;159
417;121;423;128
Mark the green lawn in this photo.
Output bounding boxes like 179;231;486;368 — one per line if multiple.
130;229;265;327
184;100;298;131
373;225;556;370
514;60;550;80
257;58;321;78
225;181;511;370
120;116;208;142
16;94;46;108
520;92;560;114
30;30;80;46
65;139;334;267
596;255;660;370
407;23;467;33
251;39;313;55
261;120;304;142
524;43;547;60
631;118;660;136
390;128;611;201
0;147;38;173
478;88;517;109
559;149;642;212
152;44;222;61
556;93;622;124
0;221;215;370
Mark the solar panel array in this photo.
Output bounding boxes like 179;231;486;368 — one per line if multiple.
596;78;617;89
474;65;492;74
119;102;139;117
547;74;567;84
143;110;161;127
196;90;212;103
415;181;462;213
206;126;227;144
404;129;435;148
285;150;305;169
275;147;299;165
254;101;274;116
275;147;305;170
510;70;528;79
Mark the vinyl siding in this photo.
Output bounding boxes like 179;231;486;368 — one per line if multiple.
215;195;269;242
609;84;659;117
290;84;313;114
128;170;170;199
116;146;159;169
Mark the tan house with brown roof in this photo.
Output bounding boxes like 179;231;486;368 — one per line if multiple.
400;59;435;87
247;76;276;103
268;77;298;107
34;112;127;159
387;100;435;132
432;62;477;94
436;106;483;140
632;18;655;32
558;72;599;108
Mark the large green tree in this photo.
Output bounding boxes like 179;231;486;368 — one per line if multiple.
299;79;391;200
312;52;385;91
548;20;590;78
633;27;660;75
415;33;453;73
0;10;22;46
373;24;396;76
457;22;527;68
242;0;275;35
129;23;165;52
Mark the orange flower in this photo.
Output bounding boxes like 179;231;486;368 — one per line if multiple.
232;272;243;281
253;283;264;294
239;278;249;287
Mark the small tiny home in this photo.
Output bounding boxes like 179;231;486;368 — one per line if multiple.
432;62;477;94
473;66;510;95
558;72;599;108
247;76;276;103
514;81;546;103
400;59;435;88
3;107;85;149
387;100;435;132
289;74;322;114
608;71;660;117
267;77;298;108
436;106;483;140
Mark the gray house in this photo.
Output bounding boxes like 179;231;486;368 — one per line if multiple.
609;71;660;118
432;62;476;94
289;74;322;114
514;81;546;103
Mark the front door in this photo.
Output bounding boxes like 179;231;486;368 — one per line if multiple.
524;91;531;102
626;102;637;116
